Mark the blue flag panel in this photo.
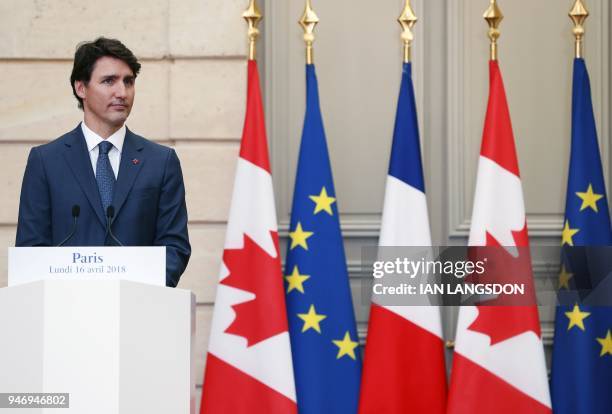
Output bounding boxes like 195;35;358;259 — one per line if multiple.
284;64;361;414
388;63;425;192
551;58;612;414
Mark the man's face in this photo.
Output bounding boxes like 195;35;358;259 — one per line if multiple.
75;56;136;131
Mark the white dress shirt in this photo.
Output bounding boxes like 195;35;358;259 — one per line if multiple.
81;122;125;179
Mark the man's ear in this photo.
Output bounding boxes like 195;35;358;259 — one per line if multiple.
75;80;87;100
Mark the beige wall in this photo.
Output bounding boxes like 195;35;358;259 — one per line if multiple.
0;0;248;408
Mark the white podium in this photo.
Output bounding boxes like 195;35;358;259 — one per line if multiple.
0;280;196;413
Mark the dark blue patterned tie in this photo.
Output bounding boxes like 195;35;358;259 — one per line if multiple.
96;141;115;211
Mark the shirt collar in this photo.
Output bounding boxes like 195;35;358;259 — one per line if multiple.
81;122;126;153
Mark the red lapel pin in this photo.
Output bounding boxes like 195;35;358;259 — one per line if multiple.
132;158;140;165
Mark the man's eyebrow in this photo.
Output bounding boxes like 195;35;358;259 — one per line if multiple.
99;74;135;80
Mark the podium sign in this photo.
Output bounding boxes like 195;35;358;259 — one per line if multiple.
8;247;165;287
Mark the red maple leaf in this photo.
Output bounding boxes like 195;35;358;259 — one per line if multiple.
221;231;289;347
467;223;542;345
468;306;541;345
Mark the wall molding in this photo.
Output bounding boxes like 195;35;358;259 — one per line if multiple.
446;0;610;240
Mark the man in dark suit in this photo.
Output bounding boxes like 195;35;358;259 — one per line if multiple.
15;37;191;287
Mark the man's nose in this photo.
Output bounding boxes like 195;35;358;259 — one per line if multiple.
114;82;127;98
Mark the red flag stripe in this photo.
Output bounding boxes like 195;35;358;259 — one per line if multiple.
446;354;551;414
359;305;446;414
239;60;271;173
480;61;521;177
201;353;296;414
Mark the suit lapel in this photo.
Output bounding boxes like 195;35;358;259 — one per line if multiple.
63;125;106;228
112;128;144;219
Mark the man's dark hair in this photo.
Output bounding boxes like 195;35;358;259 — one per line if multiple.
70;37;141;109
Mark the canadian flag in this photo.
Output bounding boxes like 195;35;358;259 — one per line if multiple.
200;61;297;414
446;61;551;413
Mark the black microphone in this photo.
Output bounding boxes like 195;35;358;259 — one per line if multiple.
57;205;80;246
106;206;124;247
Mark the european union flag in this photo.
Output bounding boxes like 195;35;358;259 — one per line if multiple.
284;64;361;413
551;58;612;414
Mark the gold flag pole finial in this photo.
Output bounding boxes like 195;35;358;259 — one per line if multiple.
398;0;418;63
569;0;589;58
483;0;504;61
299;0;319;65
243;0;262;60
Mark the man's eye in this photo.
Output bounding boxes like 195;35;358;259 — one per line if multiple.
102;78;114;84
124;79;135;86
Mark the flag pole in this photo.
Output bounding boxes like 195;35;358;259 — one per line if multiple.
483;0;503;61
243;0;262;61
299;0;319;65
569;0;589;59
398;0;418;63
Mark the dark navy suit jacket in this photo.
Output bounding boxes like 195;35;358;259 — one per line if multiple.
15;124;191;287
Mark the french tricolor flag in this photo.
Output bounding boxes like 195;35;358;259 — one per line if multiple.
359;62;447;414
